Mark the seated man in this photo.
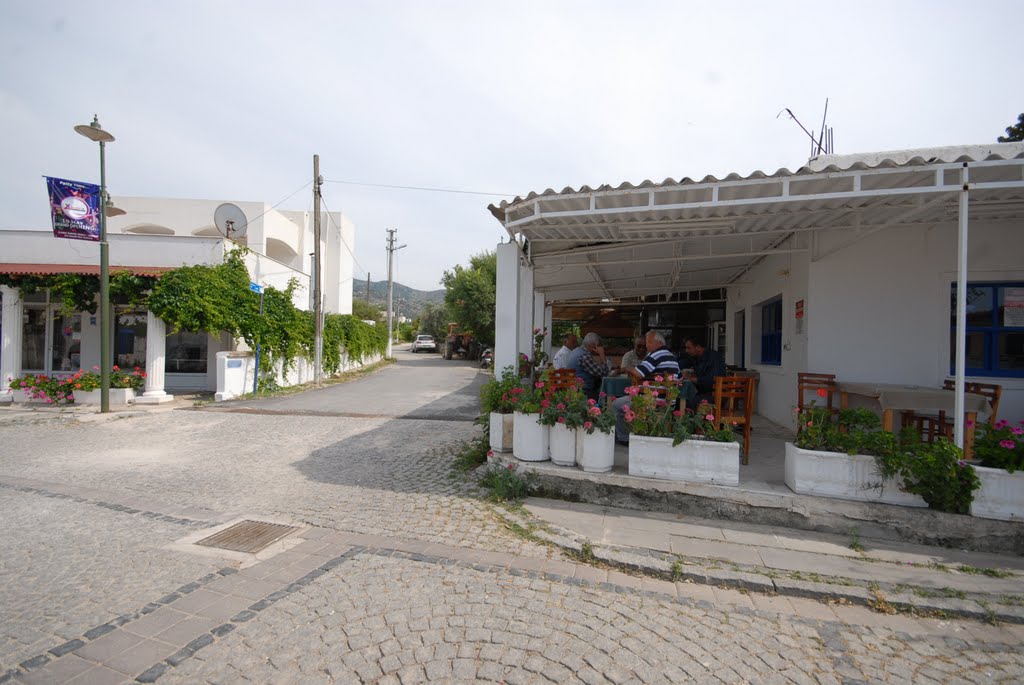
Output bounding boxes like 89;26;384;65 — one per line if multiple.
681;334;726;409
566;332;611;402
616;336;647;374
612;331;680;444
552;332;578;369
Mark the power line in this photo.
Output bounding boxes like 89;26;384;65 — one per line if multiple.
319;197;367;275
323;178;513;197
245;180;313;225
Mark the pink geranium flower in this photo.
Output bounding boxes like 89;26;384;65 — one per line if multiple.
1000;440;1016;449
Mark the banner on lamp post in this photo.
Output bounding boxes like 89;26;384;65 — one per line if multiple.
45;176;101;242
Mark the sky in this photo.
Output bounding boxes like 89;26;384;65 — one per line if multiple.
0;1;1019;291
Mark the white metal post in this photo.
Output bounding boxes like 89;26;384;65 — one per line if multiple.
953;163;969;448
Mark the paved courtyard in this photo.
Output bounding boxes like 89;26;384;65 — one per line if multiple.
2;351;1023;683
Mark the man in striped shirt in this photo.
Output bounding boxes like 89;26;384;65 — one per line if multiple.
613;331;680;444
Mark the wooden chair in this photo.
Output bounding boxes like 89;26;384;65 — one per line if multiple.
900;381;1000;460
713;375;754;465
796;372;839;433
942;380;1002;424
545;368;579;392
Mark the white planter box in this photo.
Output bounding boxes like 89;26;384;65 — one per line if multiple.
73;388;135;406
489;412;514;453
971;466;1024;521
512;411;549;462
549;423;578;466
628;434;739;485
577;430;615;473
784;442;926;507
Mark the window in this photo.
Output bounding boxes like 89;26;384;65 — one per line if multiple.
950;282;1024;377
759;297;782;366
165;331;208;374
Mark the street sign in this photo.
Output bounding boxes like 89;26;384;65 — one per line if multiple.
249;282;264;294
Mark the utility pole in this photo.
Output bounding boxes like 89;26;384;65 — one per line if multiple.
365;272;370;305
385;228;406;358
313;155;323;386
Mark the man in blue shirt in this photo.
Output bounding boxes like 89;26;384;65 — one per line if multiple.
682;334;726;409
612;331;680;444
567;332;611;401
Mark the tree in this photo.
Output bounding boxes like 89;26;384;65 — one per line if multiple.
998;113;1024;143
351;299;383;323
416;301;451;342
441;251;497;346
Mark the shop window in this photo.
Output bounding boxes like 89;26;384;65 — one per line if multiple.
950;282;1024;377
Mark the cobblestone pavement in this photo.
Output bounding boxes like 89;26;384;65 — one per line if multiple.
160;553;1024;685
2;356;1023;683
0;410;550;556
0;487;229;673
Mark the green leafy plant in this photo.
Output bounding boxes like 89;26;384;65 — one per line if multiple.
479;461;532;501
505;377;547;414
582;397;616;435
539;385;588;429
972;419;1024;472
794;404;898;457
7;374;73;404
874;432;980;515
480;366;522;414
623;379;734;445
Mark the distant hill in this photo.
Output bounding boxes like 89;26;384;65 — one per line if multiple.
354;280;446;316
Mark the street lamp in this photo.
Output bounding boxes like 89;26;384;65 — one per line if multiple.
74;115;115;413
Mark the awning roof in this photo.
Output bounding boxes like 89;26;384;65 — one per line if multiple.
488;144;1024;302
0;264;172;277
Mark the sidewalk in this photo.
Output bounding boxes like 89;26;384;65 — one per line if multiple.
503;497;1024;623
0;394;205;426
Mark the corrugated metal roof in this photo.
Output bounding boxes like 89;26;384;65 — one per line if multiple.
488;144;1024;303
0;264;172;277
488;145;1024;221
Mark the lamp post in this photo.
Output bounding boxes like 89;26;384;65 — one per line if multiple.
74;115;115;413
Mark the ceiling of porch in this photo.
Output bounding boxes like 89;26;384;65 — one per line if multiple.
489;146;1024;303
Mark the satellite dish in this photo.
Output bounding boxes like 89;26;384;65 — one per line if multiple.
214;203;248;240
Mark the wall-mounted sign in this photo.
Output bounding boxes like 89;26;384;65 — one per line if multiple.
227;359;243;369
795;299;805;319
1006;288;1024;327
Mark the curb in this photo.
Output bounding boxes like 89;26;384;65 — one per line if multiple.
492;506;1024;624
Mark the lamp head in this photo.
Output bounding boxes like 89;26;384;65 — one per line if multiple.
74;114;115;143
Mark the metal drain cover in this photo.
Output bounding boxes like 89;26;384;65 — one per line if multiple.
196;520;299;553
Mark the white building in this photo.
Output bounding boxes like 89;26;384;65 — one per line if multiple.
488;143;1024;428
1;196;355;399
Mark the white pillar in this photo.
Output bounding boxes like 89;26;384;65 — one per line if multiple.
518;259;535;365
953;163;969;447
494;242;520;375
136;310;174;404
0;286;23;403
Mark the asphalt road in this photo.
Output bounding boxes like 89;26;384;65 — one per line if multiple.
226;346;487;420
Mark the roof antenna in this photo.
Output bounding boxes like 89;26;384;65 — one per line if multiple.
778;99;834;159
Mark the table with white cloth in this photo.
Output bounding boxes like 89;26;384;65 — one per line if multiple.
835;381;993;453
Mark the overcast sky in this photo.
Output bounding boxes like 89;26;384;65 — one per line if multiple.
1;1;1019;291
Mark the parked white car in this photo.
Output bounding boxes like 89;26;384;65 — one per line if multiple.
411;335;437;353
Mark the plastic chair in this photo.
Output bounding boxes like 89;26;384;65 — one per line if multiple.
713;375;754;465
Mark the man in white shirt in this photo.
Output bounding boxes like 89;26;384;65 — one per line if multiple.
552;333;578;369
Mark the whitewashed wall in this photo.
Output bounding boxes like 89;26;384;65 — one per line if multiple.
726;235;810;428
810;219;1024;425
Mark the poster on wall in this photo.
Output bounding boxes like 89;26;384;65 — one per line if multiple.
45;176;101;242
1005;288;1024;327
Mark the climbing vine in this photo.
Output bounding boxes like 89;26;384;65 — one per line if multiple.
1;250;387;376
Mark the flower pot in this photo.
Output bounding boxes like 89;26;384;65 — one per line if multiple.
10;389;43;404
549;423;578;466
628;434;739;485
512;411;549;462
783;442;926;507
971;466;1024;521
489;412;514;453
577;430;615;473
73;388;135;406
